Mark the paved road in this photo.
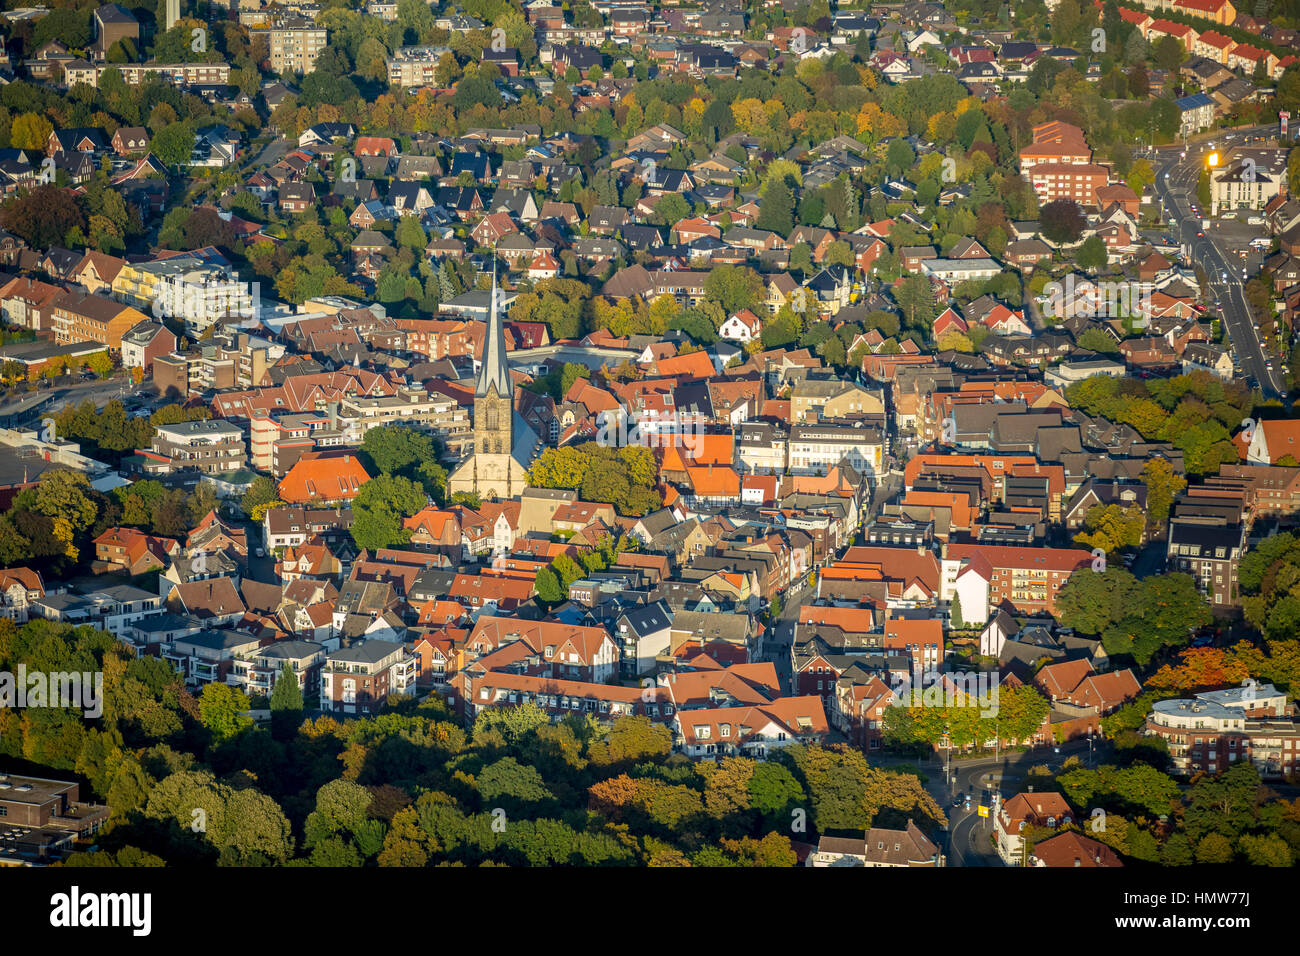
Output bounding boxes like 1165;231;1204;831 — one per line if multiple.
1152;125;1282;399
0;375;149;425
877;736;1111;866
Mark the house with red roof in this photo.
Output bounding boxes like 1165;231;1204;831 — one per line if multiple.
94;527;180;575
354;136;397;157
719;308;763;343
526;250;561;280
0;567;44;623
996;792;1075;865
673;696;829;759
1031;831;1122;867
278;450;371;504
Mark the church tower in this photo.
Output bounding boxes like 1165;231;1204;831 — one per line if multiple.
448;260;537;502
472;264;513;458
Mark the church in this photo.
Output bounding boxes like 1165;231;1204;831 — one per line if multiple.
447;267;541;501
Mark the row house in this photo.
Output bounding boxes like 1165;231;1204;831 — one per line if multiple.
673;697;829;759
457;670;671;726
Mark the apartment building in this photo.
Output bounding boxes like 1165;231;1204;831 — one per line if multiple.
787;423;884;478
49;290;148;349
790;377;884;424
164;628;262;687
248;409;343;475
254;19;328;74
336;388;469;446
150;419;246;475
386;45;451;86
263;505;353;550
0;774;109;862
1144;684;1299;777
1166;517;1245;606
63;61;232;88
119;320;177;372
0;277;63;332
458;670;672;725
113;257;256;334
942;543;1093;617
1210;148;1289;216
1025;163;1110;209
807;823;941;867
321;639;419;716
230;639;327;699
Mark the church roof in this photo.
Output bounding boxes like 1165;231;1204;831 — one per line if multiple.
475;264;512;399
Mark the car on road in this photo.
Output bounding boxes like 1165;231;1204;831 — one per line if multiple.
953;794;965;807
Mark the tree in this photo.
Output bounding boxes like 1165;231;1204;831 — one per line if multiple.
1057;567;1142;635
10;113;52;152
27;469;98;560
704;266;763;316
893;274;937;331
1039;199;1087;244
756;176;795;238
1074;503;1144;555
1153;35;1184;72
241;476;282;521
350;474;426;550
1140;457;1186;531
198;682;253;743
269;663;305;740
0;185;85;249
477;756;553;812
1076;235;1108;273
150;122;195;168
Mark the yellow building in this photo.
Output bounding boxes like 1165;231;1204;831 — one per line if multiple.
50;291;148;350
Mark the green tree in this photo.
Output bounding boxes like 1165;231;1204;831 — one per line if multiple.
756;176;795;237
150;122;195;168
1076;235;1108;273
198;682;253;743
350;474;427;550
269;662;305;740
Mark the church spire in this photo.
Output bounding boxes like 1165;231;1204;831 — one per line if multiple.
475;256;512;399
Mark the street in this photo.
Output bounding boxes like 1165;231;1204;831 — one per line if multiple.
873;735;1111;866
0;375;150;427
1151;125;1283;400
